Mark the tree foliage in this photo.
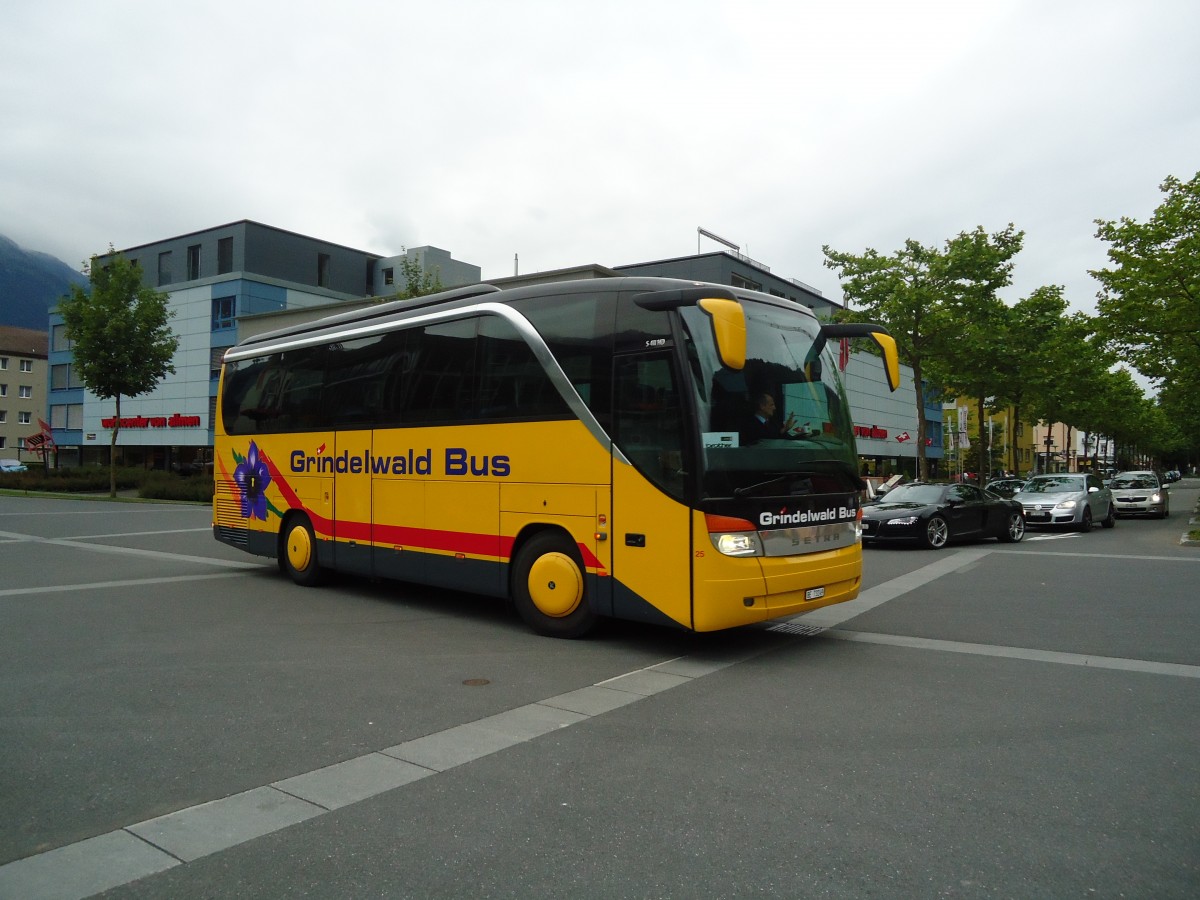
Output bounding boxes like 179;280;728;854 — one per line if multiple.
393;251;445;300
1093;172;1200;388
58;251;179;496
824;225;1022;479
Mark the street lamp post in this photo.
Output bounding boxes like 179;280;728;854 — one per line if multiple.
1043;430;1055;474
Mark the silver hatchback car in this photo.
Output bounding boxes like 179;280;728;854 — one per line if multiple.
1014;473;1116;532
1109;470;1169;518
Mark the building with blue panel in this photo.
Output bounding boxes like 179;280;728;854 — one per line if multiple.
46;221;479;470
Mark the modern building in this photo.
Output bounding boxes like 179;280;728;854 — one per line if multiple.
0;326;49;465
46;221;479;470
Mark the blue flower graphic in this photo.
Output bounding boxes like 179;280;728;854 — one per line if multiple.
233;440;272;520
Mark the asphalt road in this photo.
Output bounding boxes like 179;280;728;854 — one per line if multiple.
1;482;1197;899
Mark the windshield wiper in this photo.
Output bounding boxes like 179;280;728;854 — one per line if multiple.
734;473;812;497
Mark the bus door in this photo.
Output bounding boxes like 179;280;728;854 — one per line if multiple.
332;430;373;577
610;352;694;629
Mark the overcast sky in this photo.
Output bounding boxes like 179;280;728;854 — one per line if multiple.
3;0;1197;317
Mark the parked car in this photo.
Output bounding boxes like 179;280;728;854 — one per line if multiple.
984;477;1027;498
1109;470;1169;518
1013;473;1115;532
0;459;28;473
861;482;1025;549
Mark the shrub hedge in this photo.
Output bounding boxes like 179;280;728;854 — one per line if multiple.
0;466;214;503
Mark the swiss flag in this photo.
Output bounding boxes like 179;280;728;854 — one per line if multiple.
896;432;911;443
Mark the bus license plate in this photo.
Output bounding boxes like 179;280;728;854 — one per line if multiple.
805;587;825;601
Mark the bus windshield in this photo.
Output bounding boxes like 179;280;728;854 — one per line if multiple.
679;301;857;499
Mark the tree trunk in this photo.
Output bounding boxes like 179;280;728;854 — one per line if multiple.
976;397;989;481
912;358;929;480
110;394;121;498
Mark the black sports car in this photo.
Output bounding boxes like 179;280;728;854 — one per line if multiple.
861;482;1025;549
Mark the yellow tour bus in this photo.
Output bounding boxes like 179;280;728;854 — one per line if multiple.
213;277;899;637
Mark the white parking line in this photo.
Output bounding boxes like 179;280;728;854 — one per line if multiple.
0;530;263;569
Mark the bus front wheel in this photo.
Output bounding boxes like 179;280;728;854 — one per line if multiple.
511;532;597;638
280;515;322;587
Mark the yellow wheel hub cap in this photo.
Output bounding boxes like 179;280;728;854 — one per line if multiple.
527;552;583;618
287;526;312;572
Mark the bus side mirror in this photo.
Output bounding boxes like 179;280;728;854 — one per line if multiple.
698;297;746;371
869;331;901;392
820;323;901;392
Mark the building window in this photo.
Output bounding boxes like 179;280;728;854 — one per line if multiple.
187;244;201;280
0;357;7;370
218;237;234;274
731;273;762;291
19;385;32;399
0;385;6;397
317;253;331;288
51;364;80;390
20;359;32;372
52;324;72;351
18;411;31;425
0;437;5;449
158;251;172;286
212;296;236;330
0;411;6;423
383;267;394;286
50;404;83;430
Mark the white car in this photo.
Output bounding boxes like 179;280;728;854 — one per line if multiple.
1014;473;1115;532
0;459;29;473
1109;470;1169;519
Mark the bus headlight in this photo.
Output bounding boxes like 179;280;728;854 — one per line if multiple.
713;532;764;556
705;514;764;557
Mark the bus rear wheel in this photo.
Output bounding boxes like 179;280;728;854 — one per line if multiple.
511;532;597;638
280;514;322;587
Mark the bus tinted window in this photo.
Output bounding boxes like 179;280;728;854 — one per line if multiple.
478;315;570;420
403;318;478;424
221;347;326;435
512;291;615;428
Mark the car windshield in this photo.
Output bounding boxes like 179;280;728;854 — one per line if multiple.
1112;474;1158;488
877;484;946;504
1023;475;1085;493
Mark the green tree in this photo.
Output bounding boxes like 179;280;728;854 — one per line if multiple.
824;225;1023;480
1092;172;1200;391
58;251;179;497
394;251;444;300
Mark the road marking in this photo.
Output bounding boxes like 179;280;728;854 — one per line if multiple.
0;529;263;570
822;630;1200;679
0;572;260;599
0;648;773;900
63;528;213;539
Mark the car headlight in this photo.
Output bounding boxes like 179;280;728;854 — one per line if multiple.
1151;492;1162;503
889;516;919;525
1054;499;1077;510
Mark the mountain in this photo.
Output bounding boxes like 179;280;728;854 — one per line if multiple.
0;234;87;331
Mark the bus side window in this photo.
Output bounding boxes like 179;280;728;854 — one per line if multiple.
613;353;687;500
477;316;570;420
403;319;478;425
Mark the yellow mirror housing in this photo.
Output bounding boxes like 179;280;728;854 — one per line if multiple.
870;331;901;391
698;297;746;371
